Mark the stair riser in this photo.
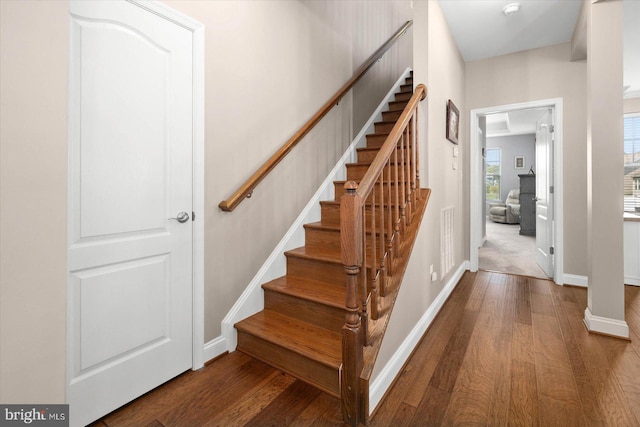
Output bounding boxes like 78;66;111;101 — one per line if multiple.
365;132;416;151
347;163;411;181
237;333;339;397
366;133;389;148
346;164;369;181
375;120;411;133
305;227;389;257
405;78;413;85
382;110;402;121
264;290;345;331
320;203;341;225
304;227;341;252
388;101;408;112
334;181;398;199
400;84;412;93
320;203;403;232
357;148;380;163
394;92;412;102
286;253;375;288
286;255;346;285
374;122;395;133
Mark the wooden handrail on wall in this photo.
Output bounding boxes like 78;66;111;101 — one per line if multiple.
218;20;413;212
340;83;427;426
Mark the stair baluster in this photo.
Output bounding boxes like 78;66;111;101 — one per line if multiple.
385;160;395;278
340;84;428;425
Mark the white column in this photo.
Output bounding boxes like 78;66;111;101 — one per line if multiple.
585;0;628;338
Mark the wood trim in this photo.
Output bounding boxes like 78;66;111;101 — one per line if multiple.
339;81;427;425
583;307;630;339
218;21;413;212
356;85;426;199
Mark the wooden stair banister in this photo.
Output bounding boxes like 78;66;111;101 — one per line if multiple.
340;83;427;425
218;20;413;212
233;73;429;427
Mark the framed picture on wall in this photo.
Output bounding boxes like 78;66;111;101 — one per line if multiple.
446;99;459;144
514;156;525;169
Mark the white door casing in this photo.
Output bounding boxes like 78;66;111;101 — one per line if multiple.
536;109;554;277
67;1;204;425
469;99;563;283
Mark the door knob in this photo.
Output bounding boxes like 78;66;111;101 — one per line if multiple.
168;211;190;223
533;197;539;202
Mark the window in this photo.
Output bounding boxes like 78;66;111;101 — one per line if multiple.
624;114;640;212
485;148;501;201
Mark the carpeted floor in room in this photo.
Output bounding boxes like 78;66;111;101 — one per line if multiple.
479;219;548;278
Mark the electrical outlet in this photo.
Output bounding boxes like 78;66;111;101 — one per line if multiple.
429;264;434;274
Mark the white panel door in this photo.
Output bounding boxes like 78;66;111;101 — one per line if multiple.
535;109;554;277
67;1;193;425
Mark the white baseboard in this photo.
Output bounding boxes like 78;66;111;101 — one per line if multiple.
203;336;228;365
561;274;640;287
625;276;640;286
583;307;629;338
369;260;468;415
563;274;587;287
220;68;413;353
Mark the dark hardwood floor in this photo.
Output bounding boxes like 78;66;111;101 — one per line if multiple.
90;271;640;426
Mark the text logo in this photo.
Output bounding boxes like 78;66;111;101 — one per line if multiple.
0;405;68;427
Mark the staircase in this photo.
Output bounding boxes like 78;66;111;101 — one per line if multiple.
234;72;429;424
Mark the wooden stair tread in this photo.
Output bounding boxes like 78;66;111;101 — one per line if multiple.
320;199;398;209
263;275;345;308
304;221;388;243
346;161;407;167
334;179;401;186
304;221;340;232
285;245;342;264
319;199;341;208
235;310;341;369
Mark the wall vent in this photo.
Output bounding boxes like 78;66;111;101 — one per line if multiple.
440;206;455;277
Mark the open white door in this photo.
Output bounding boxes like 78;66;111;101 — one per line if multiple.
67;1;194;425
535;109;554;277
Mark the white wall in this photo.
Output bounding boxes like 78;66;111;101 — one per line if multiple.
625;97;640;113
486;133;536;203
465;43;588;277
0;0;68;403
586;0;626;330
163;0;352;342
372;0;466;387
351;2;414;132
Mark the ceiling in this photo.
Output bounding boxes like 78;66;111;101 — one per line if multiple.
438;0;581;62
485;108;548;137
438;0;640;100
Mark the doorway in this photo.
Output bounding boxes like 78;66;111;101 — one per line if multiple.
470;99;564;283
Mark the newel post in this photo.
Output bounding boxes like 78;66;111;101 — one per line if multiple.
340;181;364;426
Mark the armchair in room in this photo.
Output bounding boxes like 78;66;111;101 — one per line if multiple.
489;189;521;224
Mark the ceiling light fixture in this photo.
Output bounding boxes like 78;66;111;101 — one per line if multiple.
503;2;521;16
